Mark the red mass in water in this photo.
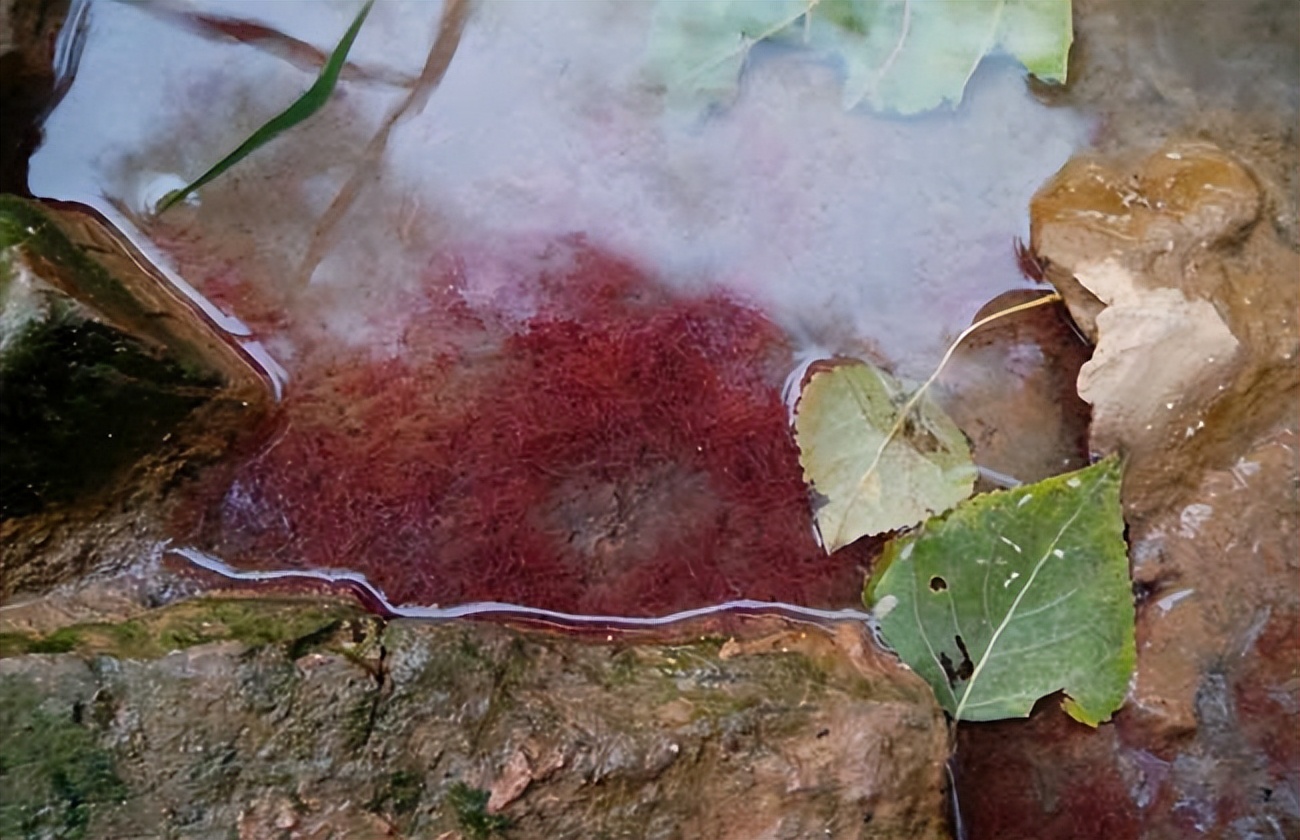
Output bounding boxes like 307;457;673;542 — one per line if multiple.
179;240;872;616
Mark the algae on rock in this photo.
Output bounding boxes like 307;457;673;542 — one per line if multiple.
0;599;951;839
0;196;268;595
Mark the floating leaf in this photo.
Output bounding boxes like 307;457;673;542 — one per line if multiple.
794;359;977;551
866;457;1134;724
647;0;1073;114
157;0;374;212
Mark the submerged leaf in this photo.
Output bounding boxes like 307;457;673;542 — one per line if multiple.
648;0;1073;114
158;0;375;212
866;457;1134;724
794;360;977;551
647;0;809;107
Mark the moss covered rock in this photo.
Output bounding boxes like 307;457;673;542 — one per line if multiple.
0;598;950;839
0;196;268;594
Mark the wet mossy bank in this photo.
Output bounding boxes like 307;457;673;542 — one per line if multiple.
0;597;950;839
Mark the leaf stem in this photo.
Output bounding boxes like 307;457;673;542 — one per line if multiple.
831;292;1063;549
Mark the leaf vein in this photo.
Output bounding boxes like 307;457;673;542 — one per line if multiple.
954;479;1096;720
987;625;1085;660
1012;586;1080;621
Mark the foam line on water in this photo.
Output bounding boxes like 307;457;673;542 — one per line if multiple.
171;546;877;630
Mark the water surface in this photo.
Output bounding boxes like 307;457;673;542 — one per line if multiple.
31;0;1093;618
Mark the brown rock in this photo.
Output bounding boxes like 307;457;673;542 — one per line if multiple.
1030;141;1299;520
956;139;1300;839
1126;426;1299;746
0;0;71;192
0;601;952;839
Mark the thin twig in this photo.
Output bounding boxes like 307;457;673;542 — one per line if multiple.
295;0;470;287
133;1;415;87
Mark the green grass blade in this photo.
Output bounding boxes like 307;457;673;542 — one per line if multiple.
157;0;375;213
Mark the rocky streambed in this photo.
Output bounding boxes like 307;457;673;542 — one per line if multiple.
3;1;1298;839
0;594;950;839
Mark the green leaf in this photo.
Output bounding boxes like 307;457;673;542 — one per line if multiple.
794;360;977;552
157;0;375;213
865;457;1135;725
647;0;809;107
647;0;1073;114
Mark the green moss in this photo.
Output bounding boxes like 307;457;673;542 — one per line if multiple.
0;196;150;324
598;639;841;726
388;625;498;692
0;632;32;657
0;195;47;249
0;678;127;839
100;620;150;654
367;770;424;818
603;647;642;687
0;312;216;517
446;782;511;839
0;627;83;656
341;693;379;751
201;600;347;648
0;195;224;518
25;626;81;653
0;599;362;661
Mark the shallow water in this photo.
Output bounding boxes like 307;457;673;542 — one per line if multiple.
25;0;1102;618
32;0;1093;619
32;1;1089;365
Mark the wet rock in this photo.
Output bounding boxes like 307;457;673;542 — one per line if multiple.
956;423;1299;839
954;140;1300;838
0;598;951;839
0;196;267;595
936;289;1093;489
0;0;71;193
1034;0;1300;246
1124;428;1299;746
1030;141;1300;520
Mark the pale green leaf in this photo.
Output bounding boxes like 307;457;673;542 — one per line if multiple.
794;360;977;552
647;0;810;108
866;457;1135;724
997;0;1073;81
647;0;1073;114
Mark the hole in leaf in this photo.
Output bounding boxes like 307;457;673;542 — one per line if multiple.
929;576;948;592
954;635;974;681
902;415;943;454
940;635;975;686
1132;578;1160;606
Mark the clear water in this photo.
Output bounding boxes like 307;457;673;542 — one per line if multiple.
30;0;1093;619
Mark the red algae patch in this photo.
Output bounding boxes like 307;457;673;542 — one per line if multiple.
178;241;871;616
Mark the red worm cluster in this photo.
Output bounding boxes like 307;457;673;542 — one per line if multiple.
179;241;871;615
